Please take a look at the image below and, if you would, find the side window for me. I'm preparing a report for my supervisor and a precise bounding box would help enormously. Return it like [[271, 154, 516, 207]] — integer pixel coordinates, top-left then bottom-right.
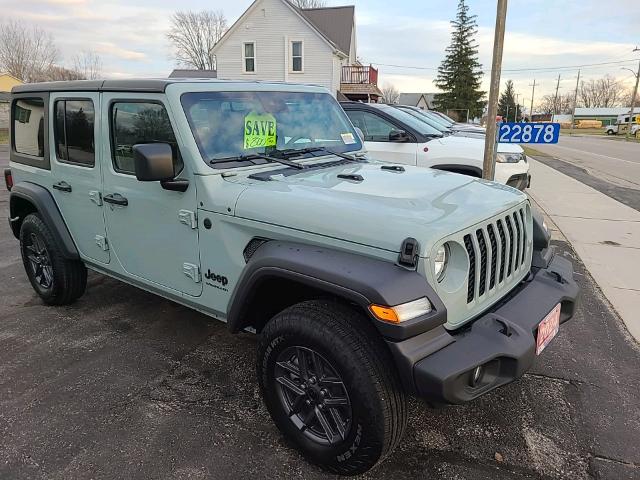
[[350, 110, 399, 142], [13, 98, 45, 157], [110, 101, 183, 175], [54, 99, 95, 167]]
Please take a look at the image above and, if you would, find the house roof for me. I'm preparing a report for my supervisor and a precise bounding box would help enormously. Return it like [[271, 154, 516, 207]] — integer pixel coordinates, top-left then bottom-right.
[[398, 92, 436, 108], [169, 69, 217, 78], [214, 0, 352, 58], [574, 107, 634, 117], [296, 5, 354, 56]]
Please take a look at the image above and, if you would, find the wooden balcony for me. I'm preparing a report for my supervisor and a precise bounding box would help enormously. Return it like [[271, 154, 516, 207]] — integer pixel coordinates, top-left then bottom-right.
[[341, 65, 378, 85], [340, 65, 382, 102]]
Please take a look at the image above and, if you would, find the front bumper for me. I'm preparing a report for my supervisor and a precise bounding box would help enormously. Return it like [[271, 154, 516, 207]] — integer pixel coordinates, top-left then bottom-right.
[[386, 249, 579, 404], [494, 160, 530, 190]]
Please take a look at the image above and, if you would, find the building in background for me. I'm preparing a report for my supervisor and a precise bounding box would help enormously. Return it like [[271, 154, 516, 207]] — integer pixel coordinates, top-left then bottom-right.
[[398, 93, 435, 109], [0, 73, 23, 132], [212, 0, 381, 102]]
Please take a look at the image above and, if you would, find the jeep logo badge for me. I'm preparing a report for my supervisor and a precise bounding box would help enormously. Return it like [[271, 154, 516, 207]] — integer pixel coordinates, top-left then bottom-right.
[[205, 269, 228, 287]]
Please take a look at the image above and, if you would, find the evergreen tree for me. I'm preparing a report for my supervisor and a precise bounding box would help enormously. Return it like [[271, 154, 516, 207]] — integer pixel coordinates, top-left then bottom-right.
[[498, 80, 522, 121], [433, 0, 485, 120]]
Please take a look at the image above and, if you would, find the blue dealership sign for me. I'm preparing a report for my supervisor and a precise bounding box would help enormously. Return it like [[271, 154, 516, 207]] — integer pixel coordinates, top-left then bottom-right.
[[498, 122, 560, 144]]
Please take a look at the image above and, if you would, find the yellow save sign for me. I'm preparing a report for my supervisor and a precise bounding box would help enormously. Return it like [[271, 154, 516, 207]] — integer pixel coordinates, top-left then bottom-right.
[[244, 112, 277, 149]]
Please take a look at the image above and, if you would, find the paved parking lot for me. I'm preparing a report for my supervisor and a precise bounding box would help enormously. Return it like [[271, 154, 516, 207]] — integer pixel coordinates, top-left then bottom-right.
[[1, 145, 639, 479]]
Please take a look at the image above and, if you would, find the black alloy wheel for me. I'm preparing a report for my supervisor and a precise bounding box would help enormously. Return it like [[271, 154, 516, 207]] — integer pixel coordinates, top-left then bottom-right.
[[274, 346, 352, 445], [25, 231, 54, 292]]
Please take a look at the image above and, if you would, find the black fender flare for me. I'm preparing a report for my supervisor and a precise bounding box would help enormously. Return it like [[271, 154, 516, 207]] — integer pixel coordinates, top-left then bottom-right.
[[431, 164, 483, 178], [226, 241, 446, 340], [9, 181, 79, 260]]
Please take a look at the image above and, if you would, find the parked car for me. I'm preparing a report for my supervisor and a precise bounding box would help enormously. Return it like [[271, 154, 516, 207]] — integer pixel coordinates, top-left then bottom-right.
[[395, 104, 486, 139], [341, 102, 531, 190], [6, 79, 577, 475]]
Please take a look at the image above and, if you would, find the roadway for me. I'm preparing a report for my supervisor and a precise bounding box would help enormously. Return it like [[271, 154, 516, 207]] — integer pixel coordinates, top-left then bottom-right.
[[532, 135, 640, 211]]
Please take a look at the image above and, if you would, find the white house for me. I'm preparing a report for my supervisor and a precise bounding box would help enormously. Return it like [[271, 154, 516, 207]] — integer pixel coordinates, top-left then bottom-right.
[[213, 0, 382, 101]]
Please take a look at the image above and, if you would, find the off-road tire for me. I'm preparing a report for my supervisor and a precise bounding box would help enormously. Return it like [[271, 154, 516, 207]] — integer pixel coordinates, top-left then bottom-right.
[[257, 300, 408, 475], [20, 213, 87, 305]]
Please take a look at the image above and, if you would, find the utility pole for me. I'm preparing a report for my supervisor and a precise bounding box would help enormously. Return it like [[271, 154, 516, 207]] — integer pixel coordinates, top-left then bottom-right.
[[552, 74, 561, 122], [529, 79, 537, 122], [625, 47, 640, 141], [482, 0, 508, 181], [569, 69, 580, 136], [506, 104, 509, 122], [515, 93, 520, 122]]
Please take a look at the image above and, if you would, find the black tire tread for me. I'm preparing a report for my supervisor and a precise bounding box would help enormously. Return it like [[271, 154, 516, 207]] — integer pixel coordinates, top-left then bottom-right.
[[259, 299, 408, 475], [20, 213, 87, 305]]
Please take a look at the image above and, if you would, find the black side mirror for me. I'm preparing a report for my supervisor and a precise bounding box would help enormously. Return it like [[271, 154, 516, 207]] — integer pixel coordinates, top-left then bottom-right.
[[389, 129, 410, 142], [133, 143, 175, 182]]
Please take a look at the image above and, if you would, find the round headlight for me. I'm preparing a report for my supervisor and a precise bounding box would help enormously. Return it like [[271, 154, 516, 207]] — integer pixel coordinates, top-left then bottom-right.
[[434, 244, 449, 282]]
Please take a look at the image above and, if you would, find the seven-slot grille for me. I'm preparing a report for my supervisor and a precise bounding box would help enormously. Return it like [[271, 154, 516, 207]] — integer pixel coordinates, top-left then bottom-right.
[[463, 207, 529, 303]]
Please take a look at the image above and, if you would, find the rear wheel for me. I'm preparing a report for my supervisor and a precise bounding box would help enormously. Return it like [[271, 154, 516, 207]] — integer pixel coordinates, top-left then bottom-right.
[[257, 300, 407, 475], [20, 213, 87, 305]]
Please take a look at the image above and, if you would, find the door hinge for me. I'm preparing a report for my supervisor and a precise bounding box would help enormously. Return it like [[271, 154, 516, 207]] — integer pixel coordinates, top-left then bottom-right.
[[183, 263, 201, 283], [89, 190, 103, 206], [95, 235, 109, 251], [178, 209, 197, 229]]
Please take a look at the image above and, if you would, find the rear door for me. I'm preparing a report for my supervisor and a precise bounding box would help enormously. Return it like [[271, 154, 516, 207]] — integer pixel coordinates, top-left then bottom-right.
[[49, 92, 109, 264], [100, 93, 202, 297], [344, 109, 417, 165]]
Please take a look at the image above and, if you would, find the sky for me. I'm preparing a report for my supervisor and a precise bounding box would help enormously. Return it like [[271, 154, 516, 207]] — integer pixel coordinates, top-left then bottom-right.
[[2, 0, 639, 104]]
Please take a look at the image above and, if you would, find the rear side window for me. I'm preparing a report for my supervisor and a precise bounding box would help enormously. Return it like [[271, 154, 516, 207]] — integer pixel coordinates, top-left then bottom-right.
[[54, 99, 95, 167], [110, 101, 182, 175], [13, 98, 45, 157], [346, 110, 398, 142]]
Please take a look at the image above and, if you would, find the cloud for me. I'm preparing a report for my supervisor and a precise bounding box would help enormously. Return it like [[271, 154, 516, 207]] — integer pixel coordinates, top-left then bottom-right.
[[94, 42, 147, 61]]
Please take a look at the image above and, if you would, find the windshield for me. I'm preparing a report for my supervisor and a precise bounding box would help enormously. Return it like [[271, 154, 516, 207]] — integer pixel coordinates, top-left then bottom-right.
[[435, 111, 457, 124], [382, 107, 443, 137], [398, 108, 451, 134], [181, 91, 363, 165]]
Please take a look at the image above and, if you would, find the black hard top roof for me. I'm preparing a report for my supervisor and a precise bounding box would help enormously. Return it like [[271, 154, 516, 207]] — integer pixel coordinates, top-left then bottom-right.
[[11, 78, 222, 94]]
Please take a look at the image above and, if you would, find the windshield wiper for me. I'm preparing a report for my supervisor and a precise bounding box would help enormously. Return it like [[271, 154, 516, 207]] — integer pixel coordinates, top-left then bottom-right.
[[211, 153, 305, 169], [273, 146, 362, 163]]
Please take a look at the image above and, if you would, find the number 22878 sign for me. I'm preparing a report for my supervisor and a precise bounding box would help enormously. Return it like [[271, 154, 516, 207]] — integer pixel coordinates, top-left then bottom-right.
[[498, 122, 559, 144]]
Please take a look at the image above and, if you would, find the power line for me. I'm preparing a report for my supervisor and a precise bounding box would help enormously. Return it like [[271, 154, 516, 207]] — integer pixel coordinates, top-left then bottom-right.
[[370, 58, 640, 73]]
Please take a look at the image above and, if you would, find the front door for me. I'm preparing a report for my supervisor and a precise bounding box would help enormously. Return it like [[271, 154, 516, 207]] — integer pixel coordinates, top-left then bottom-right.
[[49, 92, 109, 264], [100, 93, 202, 297], [345, 109, 417, 165]]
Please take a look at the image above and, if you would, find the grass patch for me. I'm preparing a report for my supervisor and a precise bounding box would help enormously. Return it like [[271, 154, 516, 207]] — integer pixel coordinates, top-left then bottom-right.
[[0, 130, 8, 145], [522, 145, 551, 158]]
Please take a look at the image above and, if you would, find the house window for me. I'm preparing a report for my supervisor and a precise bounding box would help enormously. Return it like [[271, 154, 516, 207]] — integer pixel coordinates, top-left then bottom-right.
[[291, 41, 303, 72], [243, 42, 255, 73]]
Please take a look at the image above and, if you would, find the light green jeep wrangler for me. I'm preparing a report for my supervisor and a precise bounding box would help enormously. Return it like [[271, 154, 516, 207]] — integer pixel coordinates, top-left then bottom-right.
[[6, 79, 579, 475]]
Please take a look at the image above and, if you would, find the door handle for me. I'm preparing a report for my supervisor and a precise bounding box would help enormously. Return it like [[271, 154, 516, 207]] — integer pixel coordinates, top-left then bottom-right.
[[103, 193, 128, 207], [52, 181, 72, 193]]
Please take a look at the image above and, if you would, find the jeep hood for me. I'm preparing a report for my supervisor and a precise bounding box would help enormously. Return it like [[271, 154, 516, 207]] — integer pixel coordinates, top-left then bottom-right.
[[232, 162, 527, 256]]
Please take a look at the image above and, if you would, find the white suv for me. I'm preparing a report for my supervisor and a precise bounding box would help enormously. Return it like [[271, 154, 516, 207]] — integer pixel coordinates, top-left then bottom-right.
[[342, 102, 530, 190]]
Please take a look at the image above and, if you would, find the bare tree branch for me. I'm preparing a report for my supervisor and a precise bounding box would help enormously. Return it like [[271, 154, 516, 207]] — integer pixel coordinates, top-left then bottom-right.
[[167, 10, 228, 70], [72, 51, 103, 80], [290, 0, 327, 8], [381, 84, 400, 104], [0, 20, 59, 82], [578, 75, 627, 108]]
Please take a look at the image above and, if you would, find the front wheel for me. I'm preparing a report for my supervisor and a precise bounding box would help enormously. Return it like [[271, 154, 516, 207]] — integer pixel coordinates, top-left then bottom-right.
[[257, 300, 407, 475]]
